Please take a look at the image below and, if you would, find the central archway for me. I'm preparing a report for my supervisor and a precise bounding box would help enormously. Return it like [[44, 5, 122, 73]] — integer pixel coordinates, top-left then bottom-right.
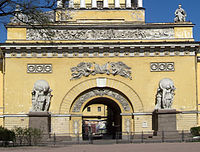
[[69, 87, 134, 140], [59, 78, 143, 138], [82, 97, 122, 139]]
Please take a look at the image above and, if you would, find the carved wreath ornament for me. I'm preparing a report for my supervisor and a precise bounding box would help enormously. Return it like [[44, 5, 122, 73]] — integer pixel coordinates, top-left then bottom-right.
[[70, 62, 132, 80], [73, 88, 131, 112]]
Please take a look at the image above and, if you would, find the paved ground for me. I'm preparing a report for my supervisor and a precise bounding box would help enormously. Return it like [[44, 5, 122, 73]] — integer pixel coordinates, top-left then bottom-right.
[[0, 143, 200, 152]]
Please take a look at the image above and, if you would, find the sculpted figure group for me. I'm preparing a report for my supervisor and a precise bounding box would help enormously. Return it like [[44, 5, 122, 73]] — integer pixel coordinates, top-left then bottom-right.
[[155, 78, 176, 110], [31, 80, 52, 112], [71, 62, 132, 80]]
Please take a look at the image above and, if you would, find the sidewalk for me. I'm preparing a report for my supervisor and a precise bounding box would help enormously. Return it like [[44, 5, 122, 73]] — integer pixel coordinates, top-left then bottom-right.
[[0, 143, 200, 152]]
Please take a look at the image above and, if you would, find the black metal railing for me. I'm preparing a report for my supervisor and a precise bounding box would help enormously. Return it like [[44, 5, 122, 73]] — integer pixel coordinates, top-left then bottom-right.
[[2, 130, 200, 147]]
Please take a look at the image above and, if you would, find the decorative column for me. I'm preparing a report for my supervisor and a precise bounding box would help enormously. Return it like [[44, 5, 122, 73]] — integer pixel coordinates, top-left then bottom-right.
[[92, 0, 97, 8], [103, 0, 109, 8], [57, 0, 63, 8], [69, 0, 74, 8], [80, 0, 86, 8], [126, 0, 131, 8], [138, 0, 143, 8], [115, 0, 120, 8]]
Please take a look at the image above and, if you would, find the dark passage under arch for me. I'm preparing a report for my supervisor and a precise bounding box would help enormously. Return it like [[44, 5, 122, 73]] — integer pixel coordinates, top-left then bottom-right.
[[82, 97, 122, 140]]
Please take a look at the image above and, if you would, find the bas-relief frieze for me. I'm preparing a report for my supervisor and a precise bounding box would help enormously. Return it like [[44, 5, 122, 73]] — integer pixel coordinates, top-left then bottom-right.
[[26, 28, 174, 40], [71, 62, 132, 80], [72, 88, 131, 112]]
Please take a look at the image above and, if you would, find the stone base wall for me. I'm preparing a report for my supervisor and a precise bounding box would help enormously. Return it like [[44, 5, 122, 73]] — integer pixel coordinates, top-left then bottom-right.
[[134, 115, 152, 132], [2, 113, 198, 134], [177, 113, 197, 130], [51, 117, 70, 135], [4, 117, 29, 130]]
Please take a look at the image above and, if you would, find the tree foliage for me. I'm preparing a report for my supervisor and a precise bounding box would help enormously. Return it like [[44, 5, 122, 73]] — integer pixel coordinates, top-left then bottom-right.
[[0, 0, 57, 25]]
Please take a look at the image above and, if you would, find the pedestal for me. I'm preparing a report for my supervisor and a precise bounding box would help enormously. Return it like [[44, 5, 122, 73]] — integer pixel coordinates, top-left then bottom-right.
[[152, 109, 180, 136], [28, 112, 51, 135]]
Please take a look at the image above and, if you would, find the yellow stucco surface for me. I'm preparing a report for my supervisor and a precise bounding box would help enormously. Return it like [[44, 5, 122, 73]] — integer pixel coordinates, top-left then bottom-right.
[[3, 55, 198, 130], [7, 28, 26, 40], [197, 61, 200, 126], [83, 104, 107, 117], [174, 27, 193, 39], [3, 4, 199, 134], [55, 9, 145, 22], [0, 59, 3, 126]]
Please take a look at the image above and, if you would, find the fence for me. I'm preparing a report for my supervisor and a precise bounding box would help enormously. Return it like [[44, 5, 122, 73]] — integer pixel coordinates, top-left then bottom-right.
[[9, 130, 199, 146], [1, 130, 199, 147]]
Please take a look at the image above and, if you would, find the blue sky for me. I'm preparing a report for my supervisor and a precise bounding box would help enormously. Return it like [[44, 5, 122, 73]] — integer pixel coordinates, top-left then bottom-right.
[[0, 0, 200, 42]]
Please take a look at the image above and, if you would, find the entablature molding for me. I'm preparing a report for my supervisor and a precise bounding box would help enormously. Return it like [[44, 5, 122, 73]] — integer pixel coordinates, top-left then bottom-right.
[[1, 42, 199, 51], [6, 22, 195, 29], [1, 43, 198, 58]]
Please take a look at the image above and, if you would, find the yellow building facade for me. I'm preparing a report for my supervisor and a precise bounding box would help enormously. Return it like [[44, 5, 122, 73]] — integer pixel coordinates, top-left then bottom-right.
[[0, 0, 200, 139]]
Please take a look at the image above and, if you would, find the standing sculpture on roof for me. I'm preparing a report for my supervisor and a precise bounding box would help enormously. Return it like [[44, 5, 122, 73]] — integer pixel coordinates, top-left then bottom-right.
[[174, 4, 186, 22]]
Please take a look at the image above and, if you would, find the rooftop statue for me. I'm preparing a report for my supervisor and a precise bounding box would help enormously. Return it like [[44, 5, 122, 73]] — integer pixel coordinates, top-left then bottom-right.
[[174, 4, 186, 22]]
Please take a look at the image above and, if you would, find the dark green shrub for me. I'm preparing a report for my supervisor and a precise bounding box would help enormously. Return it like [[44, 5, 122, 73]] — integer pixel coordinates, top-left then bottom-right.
[[14, 127, 43, 146], [190, 126, 200, 136], [0, 126, 15, 142], [0, 126, 15, 147]]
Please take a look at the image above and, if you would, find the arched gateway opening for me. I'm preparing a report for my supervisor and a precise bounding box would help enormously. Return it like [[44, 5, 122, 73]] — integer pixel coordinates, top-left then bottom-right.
[[69, 87, 134, 140], [82, 97, 122, 140], [59, 78, 144, 140]]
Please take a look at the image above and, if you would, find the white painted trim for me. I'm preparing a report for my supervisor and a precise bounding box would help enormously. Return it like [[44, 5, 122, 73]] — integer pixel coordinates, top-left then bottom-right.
[[51, 114, 71, 117], [70, 114, 83, 117], [1, 43, 198, 49], [120, 113, 132, 116], [115, 0, 120, 8], [103, 0, 109, 8], [3, 114, 28, 117], [92, 0, 97, 8], [1, 114, 73, 117], [138, 0, 143, 8], [181, 111, 199, 114], [80, 0, 86, 8], [121, 113, 152, 116], [126, 0, 131, 8]]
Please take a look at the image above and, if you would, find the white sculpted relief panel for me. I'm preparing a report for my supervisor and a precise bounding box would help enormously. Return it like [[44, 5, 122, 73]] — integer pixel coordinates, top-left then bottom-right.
[[27, 28, 174, 40], [73, 88, 131, 112], [71, 62, 132, 80]]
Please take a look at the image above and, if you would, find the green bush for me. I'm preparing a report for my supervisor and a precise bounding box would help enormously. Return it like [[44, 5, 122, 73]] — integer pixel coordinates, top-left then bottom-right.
[[190, 126, 200, 136], [0, 126, 15, 142], [14, 127, 43, 146]]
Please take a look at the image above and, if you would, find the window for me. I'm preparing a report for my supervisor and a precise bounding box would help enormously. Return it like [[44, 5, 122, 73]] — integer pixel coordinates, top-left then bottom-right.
[[97, 1, 103, 8], [87, 107, 91, 112], [98, 107, 101, 112]]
